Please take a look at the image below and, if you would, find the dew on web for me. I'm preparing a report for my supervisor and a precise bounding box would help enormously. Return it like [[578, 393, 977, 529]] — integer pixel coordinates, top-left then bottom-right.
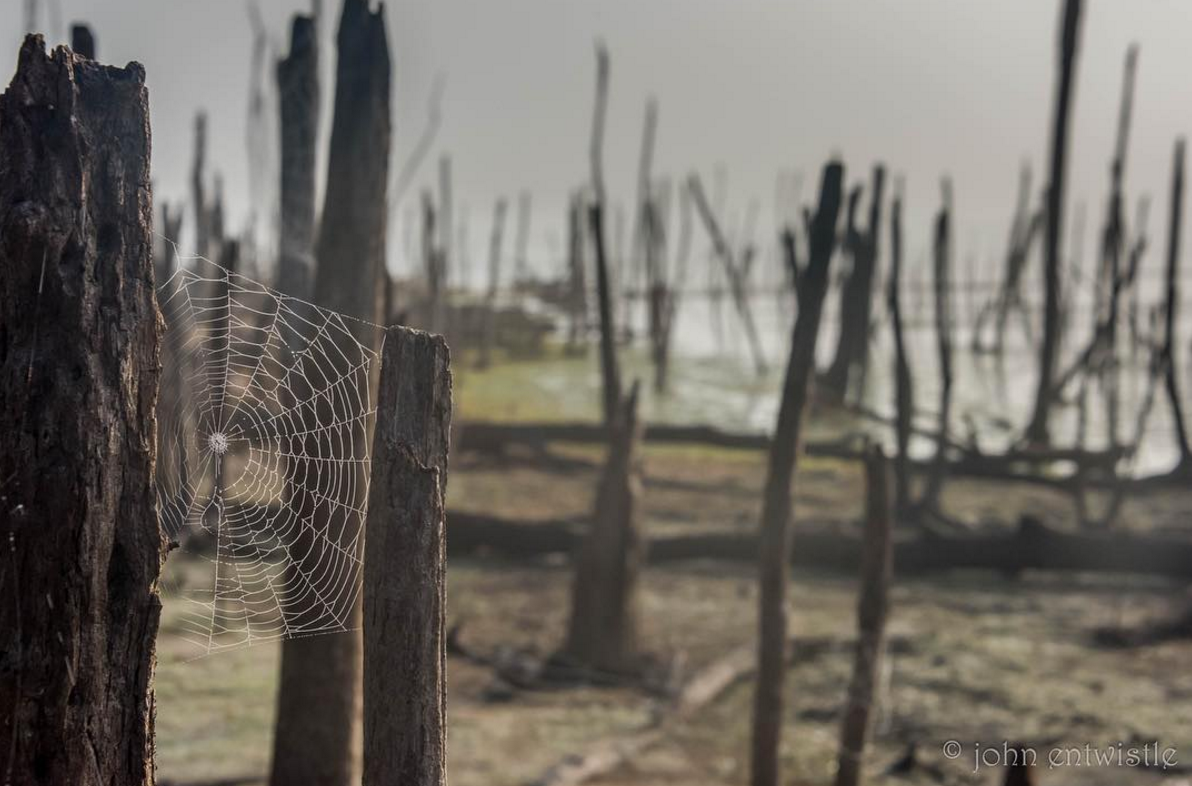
[[155, 252, 380, 657]]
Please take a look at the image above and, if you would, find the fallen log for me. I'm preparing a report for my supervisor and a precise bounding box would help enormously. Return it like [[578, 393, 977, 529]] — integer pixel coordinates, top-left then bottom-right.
[[446, 512, 1192, 580], [457, 419, 1120, 490]]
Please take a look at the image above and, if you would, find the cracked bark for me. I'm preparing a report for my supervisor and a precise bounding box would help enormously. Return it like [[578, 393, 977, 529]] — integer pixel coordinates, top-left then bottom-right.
[[363, 327, 452, 786], [0, 35, 162, 786]]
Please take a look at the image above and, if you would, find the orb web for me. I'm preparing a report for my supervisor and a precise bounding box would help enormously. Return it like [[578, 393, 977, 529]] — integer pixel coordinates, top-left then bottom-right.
[[156, 253, 379, 656]]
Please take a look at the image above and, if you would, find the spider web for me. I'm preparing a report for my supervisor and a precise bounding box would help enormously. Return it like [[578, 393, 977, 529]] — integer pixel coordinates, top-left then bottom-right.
[[156, 253, 379, 656]]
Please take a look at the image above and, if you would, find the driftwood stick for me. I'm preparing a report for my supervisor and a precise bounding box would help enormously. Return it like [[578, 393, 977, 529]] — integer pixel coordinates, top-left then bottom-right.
[[752, 161, 843, 786], [834, 446, 894, 786], [363, 327, 452, 786]]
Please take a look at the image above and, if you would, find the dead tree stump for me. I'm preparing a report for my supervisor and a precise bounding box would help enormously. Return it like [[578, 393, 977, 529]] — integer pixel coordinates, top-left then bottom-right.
[[270, 2, 390, 785], [0, 36, 162, 786], [834, 446, 894, 786], [363, 327, 452, 786], [752, 160, 844, 786], [561, 382, 646, 673], [275, 13, 320, 298]]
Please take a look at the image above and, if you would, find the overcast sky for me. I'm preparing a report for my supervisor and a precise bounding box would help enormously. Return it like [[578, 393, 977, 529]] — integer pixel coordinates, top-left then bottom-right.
[[6, 0, 1192, 278]]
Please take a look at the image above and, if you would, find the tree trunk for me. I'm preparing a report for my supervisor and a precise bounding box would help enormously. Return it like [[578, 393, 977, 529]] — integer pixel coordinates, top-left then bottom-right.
[[363, 327, 452, 786], [0, 36, 162, 786], [825, 166, 885, 402], [751, 160, 844, 786], [191, 110, 211, 259], [562, 382, 645, 672], [269, 3, 390, 785], [1026, 0, 1083, 445], [1162, 138, 1190, 467], [834, 446, 894, 786], [479, 197, 507, 368], [591, 200, 623, 423], [514, 190, 533, 283], [887, 191, 914, 515], [589, 44, 622, 424], [567, 191, 589, 348], [923, 182, 953, 510], [276, 13, 320, 298]]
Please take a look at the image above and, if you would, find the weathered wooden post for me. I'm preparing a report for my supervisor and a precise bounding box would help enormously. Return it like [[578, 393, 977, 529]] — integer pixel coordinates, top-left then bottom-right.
[[0, 36, 163, 786], [752, 160, 844, 786], [363, 327, 452, 786], [834, 446, 894, 786], [270, 1, 390, 785], [1026, 0, 1083, 446], [275, 13, 320, 298]]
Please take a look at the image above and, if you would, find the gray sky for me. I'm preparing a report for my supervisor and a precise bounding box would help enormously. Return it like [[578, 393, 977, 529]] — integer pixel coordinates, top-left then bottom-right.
[[6, 0, 1192, 278]]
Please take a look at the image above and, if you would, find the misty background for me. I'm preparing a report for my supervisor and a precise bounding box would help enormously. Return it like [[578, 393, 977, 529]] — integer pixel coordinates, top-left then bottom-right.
[[6, 0, 1192, 282]]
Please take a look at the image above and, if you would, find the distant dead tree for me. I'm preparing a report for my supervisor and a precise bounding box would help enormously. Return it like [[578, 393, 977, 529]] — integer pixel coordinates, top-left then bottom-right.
[[269, 2, 391, 785], [1026, 0, 1083, 446], [648, 180, 692, 393], [887, 183, 914, 515], [422, 189, 443, 332], [1, 36, 162, 785], [824, 165, 886, 403], [689, 172, 769, 377], [1162, 138, 1191, 470], [559, 381, 646, 673], [439, 154, 453, 289], [513, 190, 533, 284], [752, 160, 844, 786], [191, 110, 212, 259], [589, 41, 622, 425], [479, 197, 508, 368], [276, 13, 320, 298], [631, 97, 659, 332], [834, 446, 894, 786], [922, 180, 954, 511], [1053, 45, 1145, 450], [70, 22, 94, 58], [362, 327, 452, 786], [973, 163, 1041, 355], [566, 190, 589, 349]]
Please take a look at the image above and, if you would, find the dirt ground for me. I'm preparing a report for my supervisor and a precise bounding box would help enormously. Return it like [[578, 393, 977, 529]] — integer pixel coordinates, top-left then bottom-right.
[[154, 415, 1192, 786]]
